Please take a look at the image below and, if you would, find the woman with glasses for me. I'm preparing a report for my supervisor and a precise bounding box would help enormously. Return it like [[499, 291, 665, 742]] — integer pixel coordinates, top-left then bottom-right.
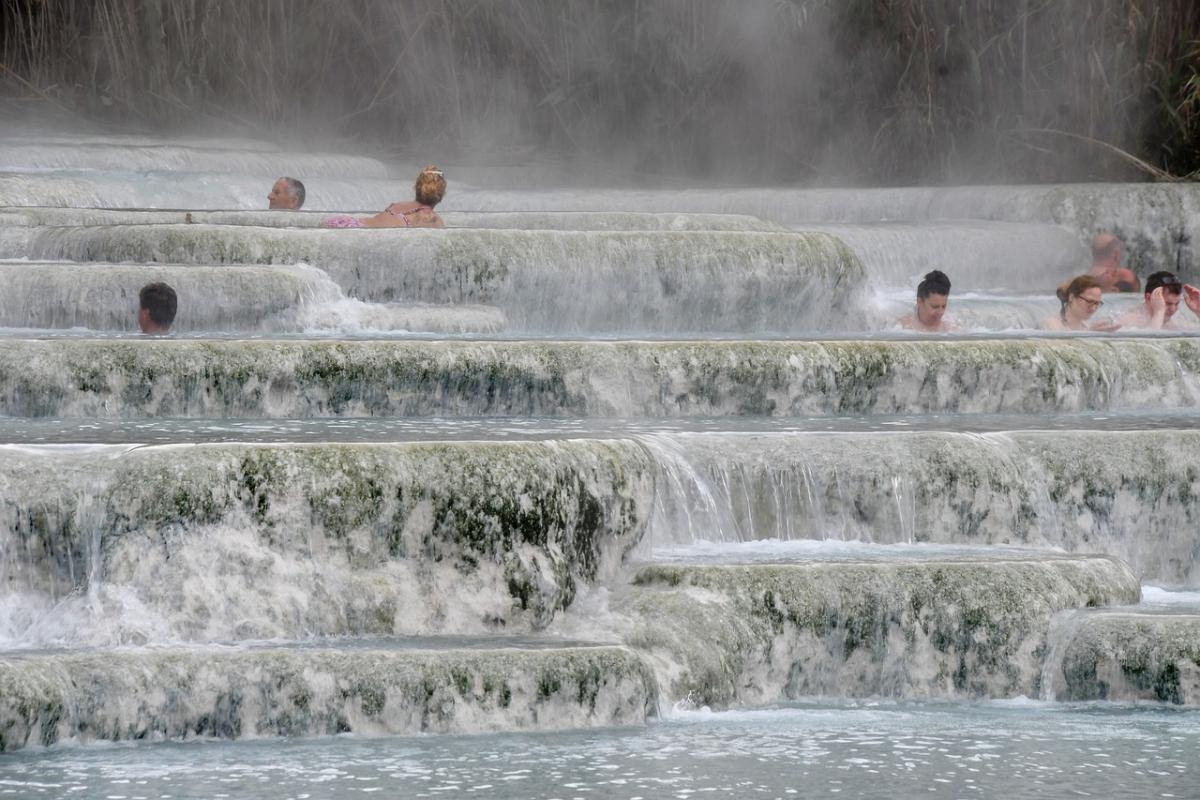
[[1040, 274, 1119, 331]]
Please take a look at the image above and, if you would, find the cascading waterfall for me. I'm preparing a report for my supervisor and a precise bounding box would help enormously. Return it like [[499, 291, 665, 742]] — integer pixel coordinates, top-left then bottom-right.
[[447, 184, 1200, 282], [0, 337, 1197, 418], [0, 261, 506, 334], [0, 126, 1198, 800], [0, 225, 866, 334], [793, 221, 1088, 291], [638, 430, 1200, 585], [0, 440, 656, 647]]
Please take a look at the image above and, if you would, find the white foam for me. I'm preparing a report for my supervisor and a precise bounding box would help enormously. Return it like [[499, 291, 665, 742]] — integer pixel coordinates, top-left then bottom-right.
[[1139, 586, 1200, 609], [647, 537, 1066, 564]]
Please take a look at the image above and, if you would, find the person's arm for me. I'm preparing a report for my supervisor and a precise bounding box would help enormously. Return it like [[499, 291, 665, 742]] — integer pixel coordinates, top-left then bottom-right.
[[320, 214, 364, 229], [1184, 284, 1200, 319], [1147, 287, 1168, 329]]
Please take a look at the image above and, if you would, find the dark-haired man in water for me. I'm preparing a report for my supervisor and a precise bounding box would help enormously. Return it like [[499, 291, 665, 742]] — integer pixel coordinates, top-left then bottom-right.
[[898, 270, 959, 332], [138, 282, 178, 334], [1114, 270, 1200, 330], [268, 177, 305, 210]]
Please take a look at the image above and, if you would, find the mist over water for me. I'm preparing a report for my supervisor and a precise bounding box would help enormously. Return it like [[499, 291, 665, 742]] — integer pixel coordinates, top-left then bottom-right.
[[1, 3, 1200, 797], [3, 1, 1197, 183]]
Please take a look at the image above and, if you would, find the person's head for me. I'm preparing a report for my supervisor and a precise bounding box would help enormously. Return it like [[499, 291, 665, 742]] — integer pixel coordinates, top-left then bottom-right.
[[138, 282, 178, 334], [414, 165, 446, 207], [1091, 233, 1122, 271], [268, 177, 305, 209], [1055, 274, 1103, 322], [1145, 270, 1183, 319], [915, 270, 951, 327]]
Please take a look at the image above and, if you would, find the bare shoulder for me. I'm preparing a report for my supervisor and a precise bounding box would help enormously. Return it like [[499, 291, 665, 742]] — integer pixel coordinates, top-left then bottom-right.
[[1039, 315, 1064, 332]]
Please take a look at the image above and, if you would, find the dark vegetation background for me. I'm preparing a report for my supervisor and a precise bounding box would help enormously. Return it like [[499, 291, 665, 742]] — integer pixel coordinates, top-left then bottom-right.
[[2, 0, 1198, 184]]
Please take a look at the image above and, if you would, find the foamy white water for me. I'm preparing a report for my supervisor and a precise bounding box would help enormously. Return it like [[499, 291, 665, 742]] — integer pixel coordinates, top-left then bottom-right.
[[0, 125, 1198, 799]]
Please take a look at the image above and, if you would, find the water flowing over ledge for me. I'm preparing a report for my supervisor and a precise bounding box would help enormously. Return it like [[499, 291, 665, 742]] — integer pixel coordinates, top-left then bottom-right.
[[0, 645, 656, 750], [3, 433, 1195, 656], [0, 337, 1196, 418], [0, 226, 865, 334], [2, 180, 1190, 280], [618, 556, 1138, 707], [451, 183, 1200, 281], [642, 430, 1200, 586], [0, 441, 654, 647], [0, 262, 506, 334], [0, 123, 1197, 763], [0, 207, 789, 232], [1055, 612, 1200, 704], [799, 222, 1086, 291]]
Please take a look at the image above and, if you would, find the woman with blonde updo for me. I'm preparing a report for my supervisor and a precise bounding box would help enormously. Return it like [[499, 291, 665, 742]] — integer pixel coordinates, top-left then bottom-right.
[[1040, 274, 1120, 331], [321, 165, 447, 229]]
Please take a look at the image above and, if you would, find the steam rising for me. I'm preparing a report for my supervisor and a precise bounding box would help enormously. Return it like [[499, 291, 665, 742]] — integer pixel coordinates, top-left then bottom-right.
[[2, 0, 1197, 183]]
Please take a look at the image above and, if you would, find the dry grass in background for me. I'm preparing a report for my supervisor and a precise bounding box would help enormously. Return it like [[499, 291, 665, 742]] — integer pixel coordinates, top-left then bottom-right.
[[1, 0, 1197, 184]]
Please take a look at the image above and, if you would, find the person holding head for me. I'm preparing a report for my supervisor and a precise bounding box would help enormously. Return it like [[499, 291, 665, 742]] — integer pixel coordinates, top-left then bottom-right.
[[1090, 233, 1140, 293], [1040, 275, 1118, 331], [268, 177, 305, 210], [138, 282, 178, 334], [1114, 270, 1200, 330], [898, 270, 958, 332], [321, 165, 446, 229]]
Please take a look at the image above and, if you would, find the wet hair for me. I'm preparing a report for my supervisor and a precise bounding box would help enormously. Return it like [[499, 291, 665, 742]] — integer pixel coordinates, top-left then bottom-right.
[[1145, 270, 1182, 296], [1055, 274, 1101, 308], [916, 270, 951, 300], [1091, 233, 1120, 262], [139, 282, 178, 328], [282, 177, 305, 208], [414, 165, 447, 207]]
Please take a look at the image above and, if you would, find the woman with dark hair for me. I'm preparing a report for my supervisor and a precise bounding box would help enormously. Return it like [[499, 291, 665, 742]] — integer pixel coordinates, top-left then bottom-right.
[[322, 166, 447, 229], [898, 270, 958, 332], [1040, 274, 1118, 331]]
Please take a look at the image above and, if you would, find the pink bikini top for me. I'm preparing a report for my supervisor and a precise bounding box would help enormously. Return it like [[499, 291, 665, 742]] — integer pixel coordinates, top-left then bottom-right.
[[385, 203, 434, 227]]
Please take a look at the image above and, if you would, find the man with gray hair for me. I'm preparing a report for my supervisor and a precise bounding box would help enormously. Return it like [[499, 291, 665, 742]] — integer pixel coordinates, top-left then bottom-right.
[[268, 177, 305, 210]]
